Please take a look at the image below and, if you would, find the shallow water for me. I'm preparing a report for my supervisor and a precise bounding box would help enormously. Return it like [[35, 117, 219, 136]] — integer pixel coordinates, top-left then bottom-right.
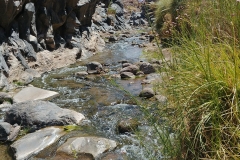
[[1, 36, 162, 160]]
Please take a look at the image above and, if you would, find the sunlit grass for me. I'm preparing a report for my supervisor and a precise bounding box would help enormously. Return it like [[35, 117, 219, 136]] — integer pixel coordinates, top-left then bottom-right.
[[149, 0, 240, 159]]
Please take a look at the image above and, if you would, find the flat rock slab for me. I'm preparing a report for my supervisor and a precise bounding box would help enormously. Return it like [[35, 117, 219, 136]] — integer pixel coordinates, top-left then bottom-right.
[[57, 137, 117, 158], [13, 87, 59, 103], [5, 100, 85, 128], [11, 127, 64, 160]]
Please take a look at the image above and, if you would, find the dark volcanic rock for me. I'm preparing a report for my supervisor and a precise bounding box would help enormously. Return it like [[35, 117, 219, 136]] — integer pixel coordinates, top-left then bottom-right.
[[0, 0, 111, 83], [139, 62, 156, 74], [5, 100, 85, 129]]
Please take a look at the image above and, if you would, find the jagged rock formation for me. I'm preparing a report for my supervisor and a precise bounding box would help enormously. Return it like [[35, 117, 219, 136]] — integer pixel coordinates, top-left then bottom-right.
[[0, 0, 127, 89]]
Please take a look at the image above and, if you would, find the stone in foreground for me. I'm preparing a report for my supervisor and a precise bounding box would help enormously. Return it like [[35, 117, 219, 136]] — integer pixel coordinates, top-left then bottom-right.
[[120, 65, 139, 75], [120, 72, 136, 79], [5, 100, 85, 128], [117, 118, 139, 133], [57, 137, 117, 158], [13, 86, 59, 103], [139, 62, 156, 74], [0, 122, 20, 141], [139, 88, 155, 98], [86, 61, 103, 74], [11, 127, 64, 160]]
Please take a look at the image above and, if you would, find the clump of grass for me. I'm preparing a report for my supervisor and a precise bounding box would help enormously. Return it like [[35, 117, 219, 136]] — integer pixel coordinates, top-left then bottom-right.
[[155, 0, 183, 39], [151, 0, 240, 159], [107, 7, 116, 15]]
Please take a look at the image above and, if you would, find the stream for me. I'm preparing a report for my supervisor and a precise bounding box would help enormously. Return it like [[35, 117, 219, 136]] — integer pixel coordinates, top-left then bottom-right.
[[1, 35, 163, 160]]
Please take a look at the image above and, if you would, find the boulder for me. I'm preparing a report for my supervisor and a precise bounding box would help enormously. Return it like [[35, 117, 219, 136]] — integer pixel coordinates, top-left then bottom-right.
[[122, 63, 132, 68], [117, 118, 139, 133], [108, 35, 118, 42], [13, 86, 59, 103], [11, 127, 64, 160], [100, 152, 127, 160], [0, 92, 12, 104], [75, 71, 88, 78], [139, 62, 156, 74], [57, 137, 117, 158], [0, 72, 9, 90], [136, 71, 144, 77], [54, 152, 94, 160], [0, 122, 20, 141], [139, 88, 155, 98], [120, 72, 135, 79], [86, 61, 103, 74], [5, 100, 85, 129], [120, 65, 139, 75]]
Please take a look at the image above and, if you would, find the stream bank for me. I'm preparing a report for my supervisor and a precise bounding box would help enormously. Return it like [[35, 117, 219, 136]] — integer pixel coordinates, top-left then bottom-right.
[[0, 0, 168, 159], [0, 29, 167, 160]]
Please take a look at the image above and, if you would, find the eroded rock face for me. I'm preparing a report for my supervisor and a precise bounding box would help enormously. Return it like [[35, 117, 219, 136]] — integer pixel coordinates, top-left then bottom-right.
[[11, 127, 64, 160], [5, 100, 85, 129], [0, 0, 126, 85], [56, 137, 117, 158]]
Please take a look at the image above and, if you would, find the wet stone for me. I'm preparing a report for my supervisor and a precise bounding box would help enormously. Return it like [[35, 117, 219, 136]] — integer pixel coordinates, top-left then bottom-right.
[[100, 152, 127, 160], [54, 152, 94, 160], [120, 65, 139, 75], [108, 35, 118, 42], [13, 86, 59, 103], [86, 61, 103, 74], [122, 63, 132, 68], [117, 118, 139, 133], [139, 62, 156, 74], [56, 137, 117, 158], [0, 92, 12, 104], [120, 72, 135, 79], [11, 127, 64, 160], [0, 122, 20, 141], [139, 88, 155, 98], [5, 100, 85, 129], [75, 71, 88, 78]]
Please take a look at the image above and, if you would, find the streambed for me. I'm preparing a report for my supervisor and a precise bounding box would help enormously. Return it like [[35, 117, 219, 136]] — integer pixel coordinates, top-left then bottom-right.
[[1, 36, 163, 160]]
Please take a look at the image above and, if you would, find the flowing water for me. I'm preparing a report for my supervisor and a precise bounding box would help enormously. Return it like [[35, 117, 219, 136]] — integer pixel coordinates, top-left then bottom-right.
[[1, 36, 163, 160]]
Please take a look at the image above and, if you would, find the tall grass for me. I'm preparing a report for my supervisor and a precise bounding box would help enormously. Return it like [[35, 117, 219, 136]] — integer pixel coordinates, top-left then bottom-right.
[[152, 0, 240, 159]]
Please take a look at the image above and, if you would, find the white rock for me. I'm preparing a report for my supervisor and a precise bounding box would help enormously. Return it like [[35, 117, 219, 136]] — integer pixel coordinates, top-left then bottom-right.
[[57, 137, 117, 158], [13, 87, 59, 103], [11, 127, 64, 160]]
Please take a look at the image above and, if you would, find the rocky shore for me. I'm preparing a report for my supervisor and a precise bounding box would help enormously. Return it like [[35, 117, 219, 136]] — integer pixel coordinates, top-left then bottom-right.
[[0, 0, 136, 90], [0, 0, 165, 159]]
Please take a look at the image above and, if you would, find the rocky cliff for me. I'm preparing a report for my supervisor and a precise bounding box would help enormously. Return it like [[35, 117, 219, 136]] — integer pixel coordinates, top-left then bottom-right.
[[0, 0, 127, 89]]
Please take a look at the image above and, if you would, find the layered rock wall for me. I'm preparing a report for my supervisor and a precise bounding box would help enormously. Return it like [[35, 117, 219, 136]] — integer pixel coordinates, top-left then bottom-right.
[[0, 0, 126, 89]]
